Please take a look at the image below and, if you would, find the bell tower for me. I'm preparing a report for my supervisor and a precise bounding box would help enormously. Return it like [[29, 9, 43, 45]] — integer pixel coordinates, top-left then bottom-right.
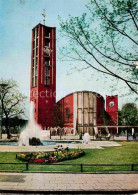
[[106, 95, 118, 133], [30, 23, 56, 129]]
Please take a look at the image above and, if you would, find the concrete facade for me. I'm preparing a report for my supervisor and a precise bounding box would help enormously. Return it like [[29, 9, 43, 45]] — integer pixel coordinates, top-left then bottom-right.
[[58, 91, 107, 135]]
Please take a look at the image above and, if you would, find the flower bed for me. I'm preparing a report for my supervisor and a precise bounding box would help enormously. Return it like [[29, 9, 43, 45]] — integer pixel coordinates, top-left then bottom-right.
[[17, 150, 85, 164]]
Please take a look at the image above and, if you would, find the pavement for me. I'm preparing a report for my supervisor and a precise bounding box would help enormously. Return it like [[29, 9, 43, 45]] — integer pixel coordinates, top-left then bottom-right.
[[0, 141, 121, 152], [0, 172, 137, 193]]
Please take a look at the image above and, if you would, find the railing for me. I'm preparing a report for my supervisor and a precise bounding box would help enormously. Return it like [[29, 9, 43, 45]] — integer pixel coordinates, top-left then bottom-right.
[[0, 163, 138, 172]]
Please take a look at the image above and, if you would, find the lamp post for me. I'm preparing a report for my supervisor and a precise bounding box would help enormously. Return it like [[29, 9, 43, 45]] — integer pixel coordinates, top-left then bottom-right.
[[0, 83, 8, 139]]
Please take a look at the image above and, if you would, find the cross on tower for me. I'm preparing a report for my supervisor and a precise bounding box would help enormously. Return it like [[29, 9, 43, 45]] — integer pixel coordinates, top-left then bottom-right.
[[42, 9, 46, 25]]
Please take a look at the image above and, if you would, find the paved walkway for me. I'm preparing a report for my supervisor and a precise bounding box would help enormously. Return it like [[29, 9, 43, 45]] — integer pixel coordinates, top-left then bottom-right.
[[0, 172, 137, 192], [0, 141, 121, 152]]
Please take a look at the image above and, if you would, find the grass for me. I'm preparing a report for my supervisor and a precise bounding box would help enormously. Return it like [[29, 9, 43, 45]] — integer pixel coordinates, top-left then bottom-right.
[[0, 141, 138, 172]]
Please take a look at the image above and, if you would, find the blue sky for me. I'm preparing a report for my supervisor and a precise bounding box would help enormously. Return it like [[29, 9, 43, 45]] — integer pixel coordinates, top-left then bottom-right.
[[0, 0, 137, 118]]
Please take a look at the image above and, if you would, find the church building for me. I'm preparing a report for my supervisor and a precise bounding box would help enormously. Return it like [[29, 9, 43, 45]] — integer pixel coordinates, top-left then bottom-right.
[[30, 23, 118, 135]]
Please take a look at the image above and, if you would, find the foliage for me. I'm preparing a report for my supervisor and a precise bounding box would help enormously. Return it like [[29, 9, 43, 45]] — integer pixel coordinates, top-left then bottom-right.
[[51, 102, 73, 127], [118, 103, 138, 125], [0, 79, 27, 138], [17, 150, 85, 164], [51, 103, 64, 127], [29, 137, 43, 146], [59, 0, 138, 94], [2, 118, 28, 128], [104, 111, 110, 125]]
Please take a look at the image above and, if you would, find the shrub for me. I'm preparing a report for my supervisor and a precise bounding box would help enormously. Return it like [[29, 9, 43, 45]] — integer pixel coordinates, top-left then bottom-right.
[[17, 150, 85, 164]]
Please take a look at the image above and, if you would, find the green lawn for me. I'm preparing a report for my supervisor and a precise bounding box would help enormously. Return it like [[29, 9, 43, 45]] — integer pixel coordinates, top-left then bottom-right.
[[0, 141, 138, 172]]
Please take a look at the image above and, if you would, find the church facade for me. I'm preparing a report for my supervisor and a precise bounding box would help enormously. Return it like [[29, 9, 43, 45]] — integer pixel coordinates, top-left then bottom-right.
[[58, 91, 118, 135]]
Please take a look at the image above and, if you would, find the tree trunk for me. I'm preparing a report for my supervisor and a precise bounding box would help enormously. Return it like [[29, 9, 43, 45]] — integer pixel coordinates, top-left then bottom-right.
[[5, 117, 10, 139]]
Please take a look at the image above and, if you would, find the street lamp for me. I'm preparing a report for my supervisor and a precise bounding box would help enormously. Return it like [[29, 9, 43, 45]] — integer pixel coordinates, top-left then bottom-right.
[[0, 83, 8, 139]]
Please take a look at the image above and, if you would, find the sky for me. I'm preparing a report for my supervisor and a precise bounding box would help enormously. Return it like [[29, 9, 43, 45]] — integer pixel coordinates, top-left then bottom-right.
[[0, 0, 137, 118]]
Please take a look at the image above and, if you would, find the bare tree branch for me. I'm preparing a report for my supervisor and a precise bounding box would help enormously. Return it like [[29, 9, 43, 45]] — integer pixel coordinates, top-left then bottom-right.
[[72, 29, 138, 85], [77, 20, 136, 67], [93, 0, 138, 45], [129, 9, 138, 30], [110, 34, 138, 62], [59, 0, 138, 94]]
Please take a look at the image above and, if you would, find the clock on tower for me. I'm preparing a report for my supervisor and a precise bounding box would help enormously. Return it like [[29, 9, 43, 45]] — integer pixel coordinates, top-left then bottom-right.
[[106, 95, 118, 133], [109, 101, 115, 107]]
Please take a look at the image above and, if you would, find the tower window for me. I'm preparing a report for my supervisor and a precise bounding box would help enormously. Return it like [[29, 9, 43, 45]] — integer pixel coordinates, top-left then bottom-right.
[[35, 66, 37, 76], [45, 77, 50, 86], [33, 40, 35, 48], [45, 118, 48, 122], [36, 57, 38, 65], [45, 66, 50, 76], [46, 108, 48, 112], [32, 67, 34, 75], [33, 29, 35, 39], [45, 39, 50, 47], [33, 49, 35, 58], [36, 38, 38, 47], [45, 59, 50, 66], [36, 48, 38, 56], [35, 76, 37, 86], [36, 27, 38, 37], [32, 77, 34, 87], [45, 30, 50, 37], [33, 59, 35, 67], [44, 64, 50, 86], [66, 108, 70, 119]]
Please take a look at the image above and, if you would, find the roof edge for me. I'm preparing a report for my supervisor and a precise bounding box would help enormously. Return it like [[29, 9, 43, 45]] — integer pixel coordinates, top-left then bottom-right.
[[32, 23, 56, 30], [57, 90, 105, 103]]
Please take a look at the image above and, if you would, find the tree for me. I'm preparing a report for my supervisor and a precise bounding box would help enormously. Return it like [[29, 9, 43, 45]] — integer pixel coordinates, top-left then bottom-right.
[[51, 102, 73, 128], [0, 79, 27, 138], [59, 0, 138, 94], [2, 117, 28, 134], [51, 103, 65, 127], [119, 103, 138, 126]]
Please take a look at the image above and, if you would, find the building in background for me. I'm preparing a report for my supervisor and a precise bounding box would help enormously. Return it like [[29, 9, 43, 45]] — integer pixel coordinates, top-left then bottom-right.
[[30, 23, 56, 128]]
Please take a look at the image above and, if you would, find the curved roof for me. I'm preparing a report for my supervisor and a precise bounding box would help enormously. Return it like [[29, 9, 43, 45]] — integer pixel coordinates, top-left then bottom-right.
[[57, 90, 105, 103]]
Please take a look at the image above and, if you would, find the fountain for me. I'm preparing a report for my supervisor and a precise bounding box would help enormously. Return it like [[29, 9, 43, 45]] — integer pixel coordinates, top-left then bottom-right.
[[83, 133, 90, 144], [18, 101, 50, 146]]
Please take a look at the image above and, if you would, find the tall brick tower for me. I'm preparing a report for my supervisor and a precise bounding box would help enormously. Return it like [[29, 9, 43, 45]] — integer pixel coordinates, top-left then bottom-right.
[[106, 95, 118, 133], [30, 23, 56, 129]]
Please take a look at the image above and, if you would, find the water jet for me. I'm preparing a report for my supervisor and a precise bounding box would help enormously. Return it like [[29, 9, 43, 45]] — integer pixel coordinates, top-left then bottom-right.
[[18, 101, 49, 146]]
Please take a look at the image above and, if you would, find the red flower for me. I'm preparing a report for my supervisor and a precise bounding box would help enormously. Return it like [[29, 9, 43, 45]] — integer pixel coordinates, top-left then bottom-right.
[[33, 158, 44, 163]]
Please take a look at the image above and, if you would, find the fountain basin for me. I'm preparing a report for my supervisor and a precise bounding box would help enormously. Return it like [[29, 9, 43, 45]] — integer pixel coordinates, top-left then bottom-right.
[[0, 140, 82, 146]]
